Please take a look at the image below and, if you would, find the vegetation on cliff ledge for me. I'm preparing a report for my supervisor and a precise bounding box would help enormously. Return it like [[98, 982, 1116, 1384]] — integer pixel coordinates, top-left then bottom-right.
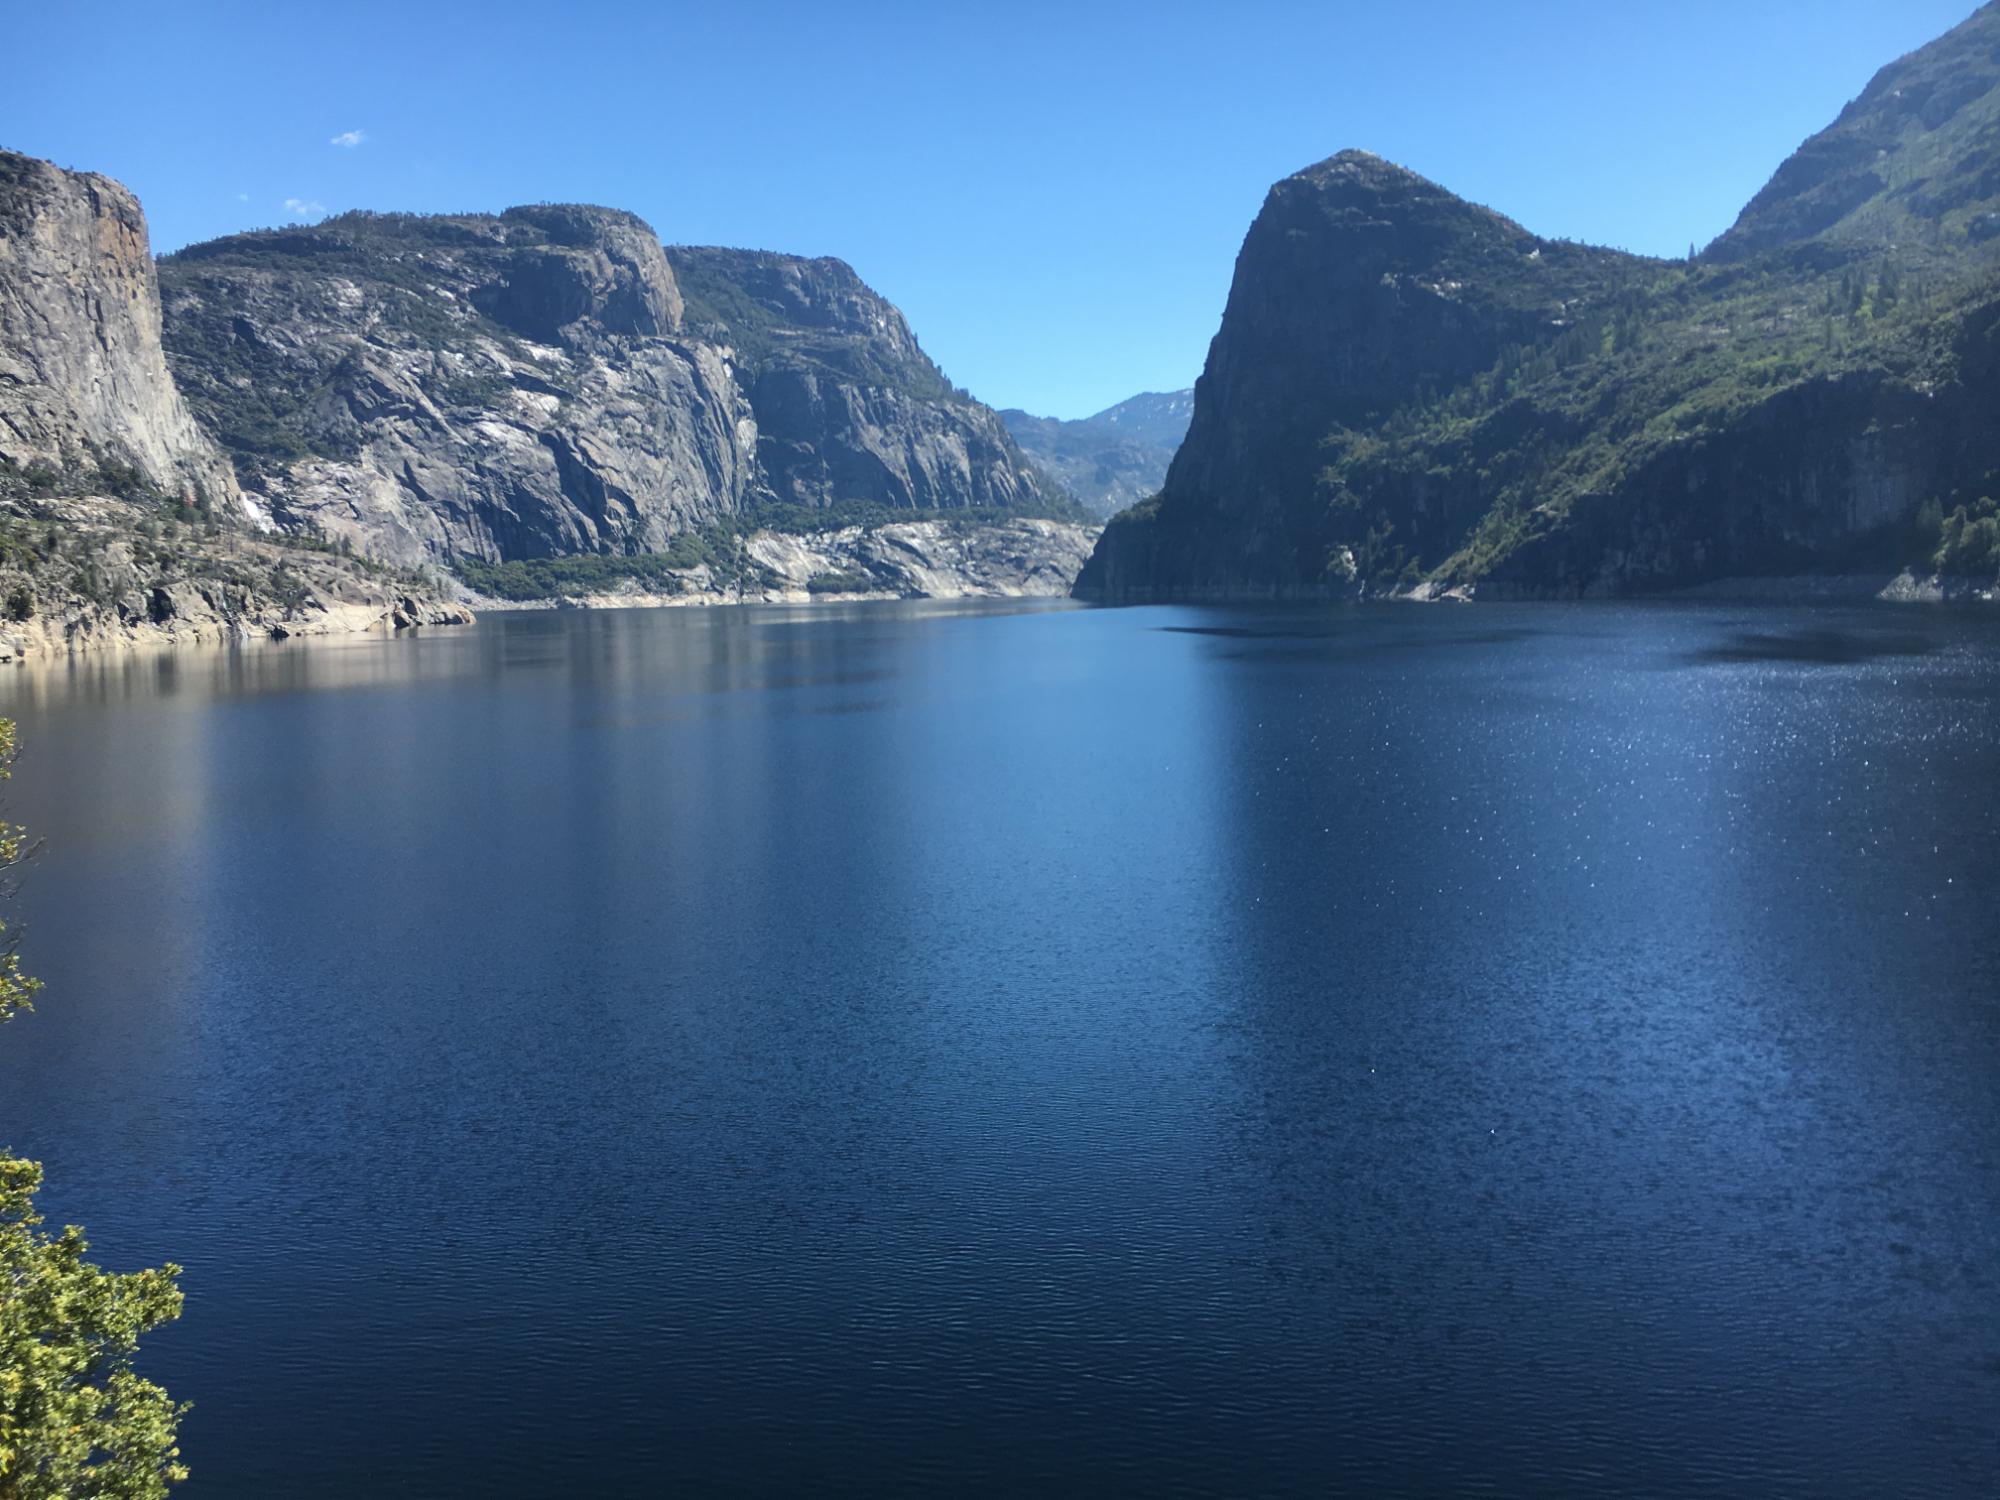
[[1324, 258, 2000, 590]]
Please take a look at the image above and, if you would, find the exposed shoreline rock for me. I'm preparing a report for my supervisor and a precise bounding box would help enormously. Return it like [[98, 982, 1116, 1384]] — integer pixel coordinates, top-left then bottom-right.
[[1665, 570, 1997, 605], [1394, 568, 1995, 605], [1275, 570, 1997, 607], [463, 518, 1099, 609], [0, 493, 471, 661]]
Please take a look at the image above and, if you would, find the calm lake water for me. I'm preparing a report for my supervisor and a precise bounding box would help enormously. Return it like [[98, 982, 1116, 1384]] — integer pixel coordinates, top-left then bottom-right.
[[0, 600, 1996, 1497]]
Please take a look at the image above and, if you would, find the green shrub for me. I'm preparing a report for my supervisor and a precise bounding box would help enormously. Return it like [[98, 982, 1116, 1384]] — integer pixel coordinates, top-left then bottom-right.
[[454, 553, 697, 601], [805, 569, 878, 594], [1936, 497, 2000, 575]]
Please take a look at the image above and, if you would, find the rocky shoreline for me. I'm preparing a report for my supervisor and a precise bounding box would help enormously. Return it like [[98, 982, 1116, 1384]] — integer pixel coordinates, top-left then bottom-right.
[[466, 518, 1100, 611], [0, 494, 472, 661], [1438, 570, 1999, 606], [1079, 567, 1999, 608], [0, 512, 1099, 659]]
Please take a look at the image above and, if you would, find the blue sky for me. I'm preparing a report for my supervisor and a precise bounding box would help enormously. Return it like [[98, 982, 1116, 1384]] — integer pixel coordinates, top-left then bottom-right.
[[2, 1, 1981, 417]]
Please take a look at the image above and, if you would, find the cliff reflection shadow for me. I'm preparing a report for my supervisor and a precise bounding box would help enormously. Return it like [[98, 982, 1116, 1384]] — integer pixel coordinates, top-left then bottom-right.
[[1688, 627, 1939, 666], [1159, 611, 1538, 670], [0, 598, 1067, 718], [1191, 602, 2000, 1492]]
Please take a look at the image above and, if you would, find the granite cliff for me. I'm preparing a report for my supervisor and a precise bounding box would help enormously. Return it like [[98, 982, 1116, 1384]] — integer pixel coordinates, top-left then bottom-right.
[[156, 215, 1070, 578], [0, 149, 471, 654], [671, 247, 1049, 516], [158, 206, 759, 567], [0, 151, 237, 508], [1078, 4, 2000, 602], [0, 145, 1092, 636]]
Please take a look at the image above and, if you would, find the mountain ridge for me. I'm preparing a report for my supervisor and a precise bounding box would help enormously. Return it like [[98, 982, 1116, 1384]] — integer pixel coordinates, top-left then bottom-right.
[[1708, 2, 2000, 263], [1077, 5, 2000, 603], [154, 204, 1070, 572]]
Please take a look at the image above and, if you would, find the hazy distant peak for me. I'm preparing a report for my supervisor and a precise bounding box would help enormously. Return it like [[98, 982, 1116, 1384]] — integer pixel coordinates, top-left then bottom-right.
[[1000, 388, 1194, 518], [1087, 389, 1195, 434]]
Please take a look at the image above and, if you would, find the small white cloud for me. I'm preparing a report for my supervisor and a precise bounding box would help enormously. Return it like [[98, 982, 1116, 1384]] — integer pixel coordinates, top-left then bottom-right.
[[235, 191, 250, 202], [284, 197, 327, 220], [330, 129, 366, 149]]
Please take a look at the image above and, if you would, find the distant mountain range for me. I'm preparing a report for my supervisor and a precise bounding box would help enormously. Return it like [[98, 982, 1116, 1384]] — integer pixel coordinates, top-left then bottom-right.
[[1078, 2, 2000, 601], [1001, 391, 1192, 518]]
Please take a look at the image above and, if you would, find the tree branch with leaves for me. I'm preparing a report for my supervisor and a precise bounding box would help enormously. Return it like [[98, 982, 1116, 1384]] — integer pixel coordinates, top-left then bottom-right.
[[0, 719, 188, 1500]]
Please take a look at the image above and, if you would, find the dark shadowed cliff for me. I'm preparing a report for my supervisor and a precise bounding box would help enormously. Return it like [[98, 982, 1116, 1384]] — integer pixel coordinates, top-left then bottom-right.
[[1078, 4, 2000, 602]]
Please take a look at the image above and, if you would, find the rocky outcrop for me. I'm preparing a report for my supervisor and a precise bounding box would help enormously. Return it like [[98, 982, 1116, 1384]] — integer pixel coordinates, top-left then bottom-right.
[[154, 217, 1057, 573], [0, 491, 470, 658], [0, 150, 238, 508], [461, 518, 1100, 608], [159, 207, 760, 568], [669, 247, 1051, 515], [741, 517, 1096, 599], [477, 203, 683, 340], [1002, 390, 1192, 518]]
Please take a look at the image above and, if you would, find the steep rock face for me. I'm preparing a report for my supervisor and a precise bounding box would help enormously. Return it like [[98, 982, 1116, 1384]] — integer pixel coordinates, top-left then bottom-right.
[[0, 150, 237, 506], [669, 247, 1050, 514], [1079, 11, 2000, 604], [159, 207, 760, 568], [1078, 152, 1651, 598], [477, 203, 684, 340], [1001, 390, 1192, 518], [157, 221, 1056, 572], [1170, 153, 1642, 507]]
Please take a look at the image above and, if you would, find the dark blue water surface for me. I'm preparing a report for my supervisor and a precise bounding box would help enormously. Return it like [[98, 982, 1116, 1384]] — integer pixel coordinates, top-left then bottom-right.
[[1, 600, 1996, 1497]]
